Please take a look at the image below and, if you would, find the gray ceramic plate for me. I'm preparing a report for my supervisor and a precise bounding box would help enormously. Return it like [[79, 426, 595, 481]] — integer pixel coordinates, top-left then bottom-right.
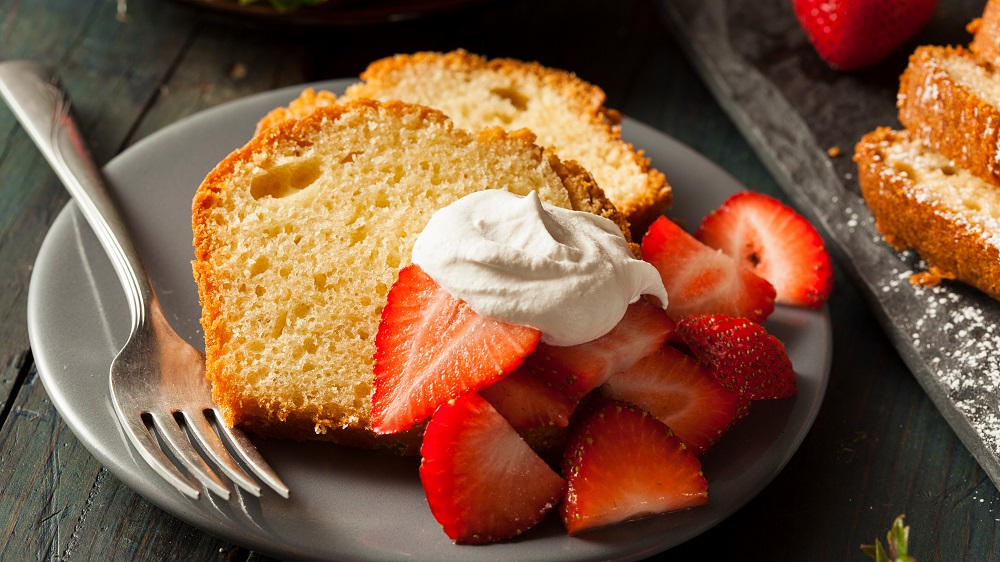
[[26, 79, 831, 561]]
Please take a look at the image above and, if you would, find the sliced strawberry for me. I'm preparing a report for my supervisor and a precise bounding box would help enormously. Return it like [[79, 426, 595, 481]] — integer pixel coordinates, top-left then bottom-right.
[[602, 345, 748, 456], [561, 400, 709, 534], [696, 191, 833, 308], [371, 265, 541, 434], [420, 393, 566, 544], [525, 300, 674, 402], [641, 216, 775, 323], [480, 368, 577, 453], [479, 367, 577, 453], [676, 314, 796, 400]]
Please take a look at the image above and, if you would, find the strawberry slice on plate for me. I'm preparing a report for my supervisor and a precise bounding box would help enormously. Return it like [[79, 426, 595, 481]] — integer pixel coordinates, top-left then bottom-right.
[[696, 191, 833, 308], [641, 216, 775, 323], [420, 393, 566, 544], [602, 345, 748, 456], [479, 367, 577, 452], [676, 314, 796, 400], [561, 400, 709, 535], [479, 367, 576, 431], [371, 264, 541, 434], [525, 300, 674, 402]]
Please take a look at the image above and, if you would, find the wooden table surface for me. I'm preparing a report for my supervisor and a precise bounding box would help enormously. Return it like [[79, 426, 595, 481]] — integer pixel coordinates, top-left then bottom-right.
[[1, 0, 999, 560]]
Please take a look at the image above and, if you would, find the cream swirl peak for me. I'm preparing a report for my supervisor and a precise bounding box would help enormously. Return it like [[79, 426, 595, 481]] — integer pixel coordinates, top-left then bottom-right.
[[411, 190, 668, 346]]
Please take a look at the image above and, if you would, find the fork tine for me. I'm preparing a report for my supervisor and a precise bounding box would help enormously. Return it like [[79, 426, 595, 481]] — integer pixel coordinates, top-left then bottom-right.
[[181, 411, 262, 497], [211, 408, 290, 499], [118, 411, 202, 500], [149, 412, 231, 500]]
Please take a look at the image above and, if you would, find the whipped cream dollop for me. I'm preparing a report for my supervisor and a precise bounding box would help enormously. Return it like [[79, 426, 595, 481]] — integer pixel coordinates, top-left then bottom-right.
[[411, 190, 667, 346]]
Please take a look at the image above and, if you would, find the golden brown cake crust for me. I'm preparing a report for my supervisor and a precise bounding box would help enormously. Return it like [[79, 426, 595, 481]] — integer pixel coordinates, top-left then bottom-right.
[[349, 49, 671, 237], [971, 0, 1000, 68], [897, 45, 1000, 188], [853, 127, 1000, 300], [194, 99, 634, 452], [470, 125, 636, 252], [254, 88, 338, 136]]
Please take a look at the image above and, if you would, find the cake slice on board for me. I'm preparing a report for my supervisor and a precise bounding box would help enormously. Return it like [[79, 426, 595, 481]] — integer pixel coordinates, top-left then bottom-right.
[[856, 1, 1000, 302], [854, 128, 1000, 300], [969, 0, 1000, 67], [897, 45, 1000, 188]]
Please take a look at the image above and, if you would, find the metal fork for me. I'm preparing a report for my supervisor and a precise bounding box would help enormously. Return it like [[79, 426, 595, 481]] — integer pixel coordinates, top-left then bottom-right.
[[0, 61, 289, 501]]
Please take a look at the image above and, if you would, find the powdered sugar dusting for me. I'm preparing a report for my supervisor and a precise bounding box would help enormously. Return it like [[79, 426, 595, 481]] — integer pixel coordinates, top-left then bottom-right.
[[880, 136, 1000, 251], [874, 248, 1000, 455], [834, 152, 1000, 461]]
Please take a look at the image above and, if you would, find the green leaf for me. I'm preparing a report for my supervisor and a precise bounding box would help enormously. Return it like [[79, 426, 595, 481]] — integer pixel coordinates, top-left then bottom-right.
[[862, 515, 914, 562], [888, 515, 915, 562], [861, 540, 889, 562]]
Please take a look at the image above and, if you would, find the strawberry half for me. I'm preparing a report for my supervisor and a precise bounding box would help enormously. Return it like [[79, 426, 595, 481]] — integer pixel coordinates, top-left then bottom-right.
[[420, 393, 566, 544], [525, 300, 674, 402], [602, 345, 748, 456], [561, 400, 709, 534], [676, 314, 797, 400], [371, 265, 541, 434], [696, 191, 833, 308], [793, 0, 937, 71], [641, 216, 775, 323]]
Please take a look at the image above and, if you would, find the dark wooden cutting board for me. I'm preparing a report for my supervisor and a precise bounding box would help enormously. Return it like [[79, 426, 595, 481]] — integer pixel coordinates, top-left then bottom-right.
[[660, 0, 1000, 488]]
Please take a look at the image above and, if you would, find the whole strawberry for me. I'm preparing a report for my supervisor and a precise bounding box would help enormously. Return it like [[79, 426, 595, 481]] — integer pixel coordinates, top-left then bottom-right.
[[793, 0, 937, 71]]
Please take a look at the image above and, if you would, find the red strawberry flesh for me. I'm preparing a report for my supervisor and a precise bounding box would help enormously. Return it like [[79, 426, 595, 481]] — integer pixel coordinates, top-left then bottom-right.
[[371, 264, 541, 434], [696, 191, 833, 308], [525, 300, 675, 402], [602, 345, 747, 456], [420, 393, 566, 544], [479, 367, 577, 431], [793, 0, 937, 71], [641, 216, 775, 323], [676, 314, 797, 400], [561, 400, 709, 534]]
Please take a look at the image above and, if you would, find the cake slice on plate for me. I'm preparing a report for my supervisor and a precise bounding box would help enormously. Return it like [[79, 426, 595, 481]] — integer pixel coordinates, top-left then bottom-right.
[[192, 99, 628, 449], [257, 50, 671, 236]]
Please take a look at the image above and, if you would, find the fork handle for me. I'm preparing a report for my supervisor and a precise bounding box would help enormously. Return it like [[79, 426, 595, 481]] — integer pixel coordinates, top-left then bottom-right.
[[0, 61, 150, 329]]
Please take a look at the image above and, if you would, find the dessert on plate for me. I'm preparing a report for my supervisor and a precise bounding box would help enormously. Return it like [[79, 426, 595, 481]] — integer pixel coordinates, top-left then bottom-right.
[[193, 98, 627, 451], [192, 51, 832, 543]]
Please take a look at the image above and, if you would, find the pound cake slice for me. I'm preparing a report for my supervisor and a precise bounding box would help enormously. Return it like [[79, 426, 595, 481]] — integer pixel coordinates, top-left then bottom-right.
[[193, 99, 629, 449], [854, 127, 1000, 299], [897, 45, 1000, 188], [970, 0, 1000, 67], [258, 50, 670, 236]]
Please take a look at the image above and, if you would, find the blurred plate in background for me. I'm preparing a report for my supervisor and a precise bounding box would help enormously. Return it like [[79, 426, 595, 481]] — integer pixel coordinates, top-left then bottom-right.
[[172, 0, 490, 26]]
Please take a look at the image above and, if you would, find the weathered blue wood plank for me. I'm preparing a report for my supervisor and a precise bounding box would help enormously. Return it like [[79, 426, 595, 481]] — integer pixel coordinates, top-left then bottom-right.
[[0, 366, 238, 560], [0, 0, 243, 558]]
